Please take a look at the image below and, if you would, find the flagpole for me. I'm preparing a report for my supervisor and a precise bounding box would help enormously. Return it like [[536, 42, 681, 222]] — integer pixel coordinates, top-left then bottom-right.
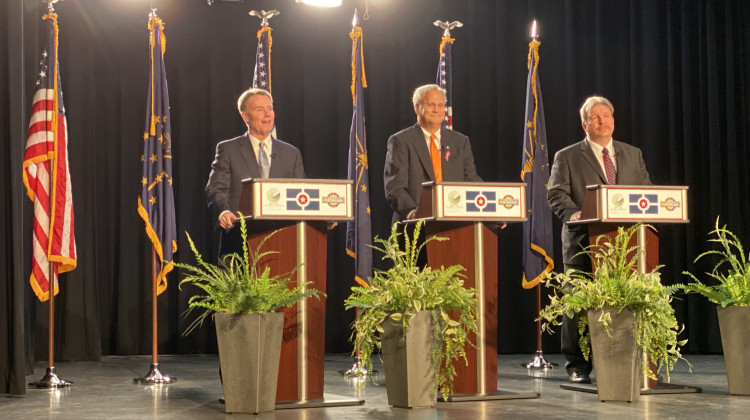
[[27, 0, 71, 390], [28, 265, 72, 388], [522, 20, 557, 371], [152, 249, 157, 363], [134, 9, 175, 385], [133, 247, 175, 384]]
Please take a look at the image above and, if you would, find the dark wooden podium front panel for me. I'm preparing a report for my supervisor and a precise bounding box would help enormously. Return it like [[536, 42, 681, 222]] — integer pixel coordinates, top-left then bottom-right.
[[425, 221, 498, 394], [587, 223, 659, 273], [247, 221, 327, 402]]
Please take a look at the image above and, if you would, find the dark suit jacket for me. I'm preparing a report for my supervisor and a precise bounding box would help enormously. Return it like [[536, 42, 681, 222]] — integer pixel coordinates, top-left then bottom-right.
[[548, 138, 651, 266], [384, 123, 482, 223], [205, 132, 305, 255]]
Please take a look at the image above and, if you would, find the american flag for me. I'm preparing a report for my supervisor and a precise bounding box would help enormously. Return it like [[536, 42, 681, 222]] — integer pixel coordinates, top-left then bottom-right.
[[346, 23, 372, 287], [520, 39, 554, 289], [252, 26, 272, 91], [22, 12, 76, 302], [252, 25, 276, 137], [436, 35, 454, 129], [137, 14, 176, 295]]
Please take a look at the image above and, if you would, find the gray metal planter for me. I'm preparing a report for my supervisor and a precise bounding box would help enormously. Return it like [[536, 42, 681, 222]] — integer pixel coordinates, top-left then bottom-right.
[[717, 306, 750, 395], [380, 310, 438, 408], [588, 308, 641, 402], [215, 312, 284, 414]]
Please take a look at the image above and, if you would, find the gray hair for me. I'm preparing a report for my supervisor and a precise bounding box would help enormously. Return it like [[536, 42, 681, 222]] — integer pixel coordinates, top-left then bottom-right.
[[412, 84, 447, 111], [579, 96, 614, 123], [237, 88, 273, 113]]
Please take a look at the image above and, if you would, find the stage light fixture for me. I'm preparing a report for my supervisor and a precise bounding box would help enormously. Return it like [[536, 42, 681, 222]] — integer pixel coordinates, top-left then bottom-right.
[[295, 0, 343, 7]]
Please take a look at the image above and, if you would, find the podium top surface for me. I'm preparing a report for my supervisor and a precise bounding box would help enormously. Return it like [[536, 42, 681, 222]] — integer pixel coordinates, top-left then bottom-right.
[[411, 181, 527, 222], [571, 184, 689, 224], [239, 178, 354, 221]]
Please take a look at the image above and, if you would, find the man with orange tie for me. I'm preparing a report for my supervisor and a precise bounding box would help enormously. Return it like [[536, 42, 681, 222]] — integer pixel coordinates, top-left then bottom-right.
[[384, 84, 482, 224]]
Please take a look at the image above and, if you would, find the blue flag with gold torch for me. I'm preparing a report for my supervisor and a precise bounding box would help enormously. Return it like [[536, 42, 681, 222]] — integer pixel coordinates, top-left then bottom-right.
[[137, 13, 176, 295], [520, 38, 554, 288], [346, 20, 372, 287]]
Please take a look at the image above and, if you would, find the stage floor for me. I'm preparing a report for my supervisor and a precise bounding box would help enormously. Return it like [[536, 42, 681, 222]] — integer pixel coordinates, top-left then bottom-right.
[[5, 353, 749, 419]]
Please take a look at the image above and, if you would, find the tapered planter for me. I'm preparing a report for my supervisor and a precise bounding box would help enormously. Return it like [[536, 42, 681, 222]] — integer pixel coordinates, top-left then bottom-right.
[[717, 306, 750, 395], [588, 308, 641, 402], [380, 310, 437, 408], [215, 312, 284, 414]]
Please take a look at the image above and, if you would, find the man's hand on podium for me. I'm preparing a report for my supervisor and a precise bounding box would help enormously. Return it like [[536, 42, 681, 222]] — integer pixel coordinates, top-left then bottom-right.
[[569, 211, 582, 222], [488, 222, 507, 231], [219, 211, 238, 231], [327, 221, 338, 230]]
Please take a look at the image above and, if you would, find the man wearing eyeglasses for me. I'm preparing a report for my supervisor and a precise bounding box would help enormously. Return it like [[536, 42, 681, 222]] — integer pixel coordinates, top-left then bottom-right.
[[384, 84, 482, 224], [548, 95, 652, 384]]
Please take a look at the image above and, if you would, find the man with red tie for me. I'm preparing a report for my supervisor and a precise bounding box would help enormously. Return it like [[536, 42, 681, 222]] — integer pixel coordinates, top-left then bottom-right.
[[548, 95, 652, 384], [384, 84, 482, 224]]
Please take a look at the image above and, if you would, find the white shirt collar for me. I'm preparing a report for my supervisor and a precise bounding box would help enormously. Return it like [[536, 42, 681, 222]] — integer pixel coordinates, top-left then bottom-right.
[[586, 137, 614, 156], [420, 126, 441, 150], [586, 137, 616, 172], [248, 132, 273, 157]]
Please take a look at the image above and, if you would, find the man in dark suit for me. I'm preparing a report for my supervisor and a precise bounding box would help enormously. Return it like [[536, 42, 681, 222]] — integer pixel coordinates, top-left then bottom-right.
[[205, 88, 305, 256], [548, 95, 652, 383], [384, 84, 482, 224]]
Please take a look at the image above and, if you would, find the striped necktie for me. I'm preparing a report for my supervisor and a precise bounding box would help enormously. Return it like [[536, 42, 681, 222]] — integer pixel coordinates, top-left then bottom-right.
[[602, 148, 616, 185], [259, 141, 270, 178], [430, 134, 442, 182]]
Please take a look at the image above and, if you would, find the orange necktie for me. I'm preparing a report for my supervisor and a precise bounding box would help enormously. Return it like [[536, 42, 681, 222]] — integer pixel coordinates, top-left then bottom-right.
[[430, 134, 442, 181]]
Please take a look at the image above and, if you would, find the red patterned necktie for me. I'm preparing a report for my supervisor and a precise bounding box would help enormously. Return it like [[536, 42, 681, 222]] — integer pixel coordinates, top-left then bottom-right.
[[602, 148, 616, 185], [430, 134, 442, 182]]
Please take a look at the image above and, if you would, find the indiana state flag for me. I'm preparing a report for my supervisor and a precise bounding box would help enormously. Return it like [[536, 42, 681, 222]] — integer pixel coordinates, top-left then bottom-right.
[[346, 22, 372, 287], [137, 13, 176, 295], [520, 39, 554, 289]]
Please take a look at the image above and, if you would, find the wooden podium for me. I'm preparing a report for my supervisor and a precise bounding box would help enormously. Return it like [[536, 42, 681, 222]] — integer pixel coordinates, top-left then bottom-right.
[[572, 184, 690, 270], [238, 178, 363, 408], [408, 181, 539, 401], [568, 184, 697, 394]]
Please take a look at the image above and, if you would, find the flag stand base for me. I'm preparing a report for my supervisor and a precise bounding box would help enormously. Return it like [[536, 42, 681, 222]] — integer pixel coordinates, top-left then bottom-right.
[[522, 350, 558, 369], [133, 363, 176, 385], [28, 367, 72, 389]]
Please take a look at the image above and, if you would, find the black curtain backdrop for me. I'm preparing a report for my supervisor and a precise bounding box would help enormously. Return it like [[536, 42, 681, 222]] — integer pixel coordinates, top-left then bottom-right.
[[3, 0, 749, 395]]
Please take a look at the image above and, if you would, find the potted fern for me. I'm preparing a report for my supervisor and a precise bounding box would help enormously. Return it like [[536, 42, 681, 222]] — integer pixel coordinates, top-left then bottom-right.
[[344, 221, 478, 408], [539, 224, 688, 402], [683, 216, 750, 395], [173, 214, 322, 414]]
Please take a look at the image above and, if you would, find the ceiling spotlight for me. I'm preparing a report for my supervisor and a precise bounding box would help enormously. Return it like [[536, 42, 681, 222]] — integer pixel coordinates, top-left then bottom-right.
[[296, 0, 343, 7]]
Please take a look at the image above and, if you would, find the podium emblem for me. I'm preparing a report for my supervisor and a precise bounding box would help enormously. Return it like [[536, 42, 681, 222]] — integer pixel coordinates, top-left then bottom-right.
[[287, 188, 320, 211], [500, 194, 520, 210], [322, 192, 345, 208], [448, 190, 461, 205], [467, 191, 496, 212], [266, 188, 281, 203], [629, 194, 658, 214], [660, 197, 680, 211], [611, 193, 625, 208]]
